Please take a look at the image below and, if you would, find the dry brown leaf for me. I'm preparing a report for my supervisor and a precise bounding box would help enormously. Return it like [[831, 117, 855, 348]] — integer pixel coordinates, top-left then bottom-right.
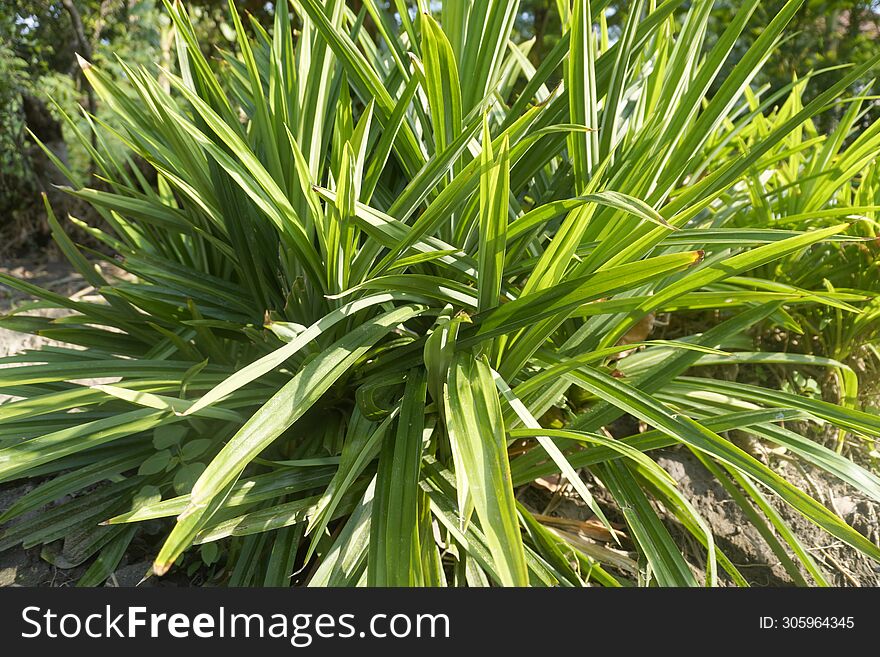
[[534, 513, 626, 543]]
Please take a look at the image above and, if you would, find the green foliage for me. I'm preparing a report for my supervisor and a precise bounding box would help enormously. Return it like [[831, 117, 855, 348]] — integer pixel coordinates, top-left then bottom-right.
[[0, 0, 241, 215], [0, 43, 32, 208], [697, 75, 880, 428], [1, 0, 879, 587], [721, 0, 880, 123]]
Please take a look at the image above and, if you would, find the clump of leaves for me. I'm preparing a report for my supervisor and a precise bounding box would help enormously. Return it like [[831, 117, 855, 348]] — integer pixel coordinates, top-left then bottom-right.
[[696, 74, 880, 450], [2, 0, 879, 587]]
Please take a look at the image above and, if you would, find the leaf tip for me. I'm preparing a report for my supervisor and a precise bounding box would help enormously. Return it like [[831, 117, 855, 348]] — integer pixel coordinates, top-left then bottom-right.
[[152, 560, 171, 577]]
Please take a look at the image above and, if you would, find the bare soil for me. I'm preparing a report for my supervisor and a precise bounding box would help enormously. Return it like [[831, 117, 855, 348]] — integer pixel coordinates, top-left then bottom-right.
[[521, 444, 880, 586], [656, 447, 880, 586]]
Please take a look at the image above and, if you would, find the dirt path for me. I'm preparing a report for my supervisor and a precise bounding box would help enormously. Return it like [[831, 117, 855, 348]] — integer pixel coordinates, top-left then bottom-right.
[[0, 255, 88, 357]]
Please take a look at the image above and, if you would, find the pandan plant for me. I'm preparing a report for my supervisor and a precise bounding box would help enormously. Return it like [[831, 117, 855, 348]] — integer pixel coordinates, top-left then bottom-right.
[[2, 0, 879, 586]]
